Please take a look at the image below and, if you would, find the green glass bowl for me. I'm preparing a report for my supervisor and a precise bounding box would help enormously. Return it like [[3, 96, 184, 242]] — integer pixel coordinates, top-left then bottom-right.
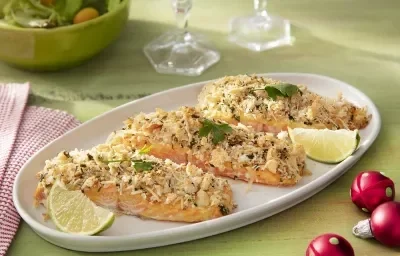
[[0, 0, 130, 71]]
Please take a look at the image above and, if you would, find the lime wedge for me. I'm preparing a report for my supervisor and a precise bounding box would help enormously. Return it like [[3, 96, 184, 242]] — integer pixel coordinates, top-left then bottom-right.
[[48, 181, 115, 235], [288, 128, 360, 164]]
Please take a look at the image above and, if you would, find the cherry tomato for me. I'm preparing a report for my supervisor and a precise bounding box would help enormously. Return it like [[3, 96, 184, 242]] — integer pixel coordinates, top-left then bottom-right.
[[73, 8, 100, 24]]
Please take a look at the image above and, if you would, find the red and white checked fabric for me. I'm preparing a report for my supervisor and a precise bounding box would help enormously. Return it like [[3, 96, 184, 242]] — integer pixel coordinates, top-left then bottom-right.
[[0, 83, 80, 256]]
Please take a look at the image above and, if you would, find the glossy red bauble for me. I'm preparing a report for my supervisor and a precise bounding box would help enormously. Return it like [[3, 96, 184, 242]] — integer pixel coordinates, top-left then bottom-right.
[[353, 201, 400, 247], [372, 202, 400, 246], [350, 170, 395, 213], [306, 233, 355, 256]]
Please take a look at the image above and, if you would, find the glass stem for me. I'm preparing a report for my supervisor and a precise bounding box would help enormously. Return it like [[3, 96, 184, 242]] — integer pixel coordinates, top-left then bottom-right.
[[172, 0, 192, 32], [253, 0, 269, 17]]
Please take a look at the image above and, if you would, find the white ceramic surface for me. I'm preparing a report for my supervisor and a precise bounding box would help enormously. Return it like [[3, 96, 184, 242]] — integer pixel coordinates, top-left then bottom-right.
[[13, 73, 381, 252]]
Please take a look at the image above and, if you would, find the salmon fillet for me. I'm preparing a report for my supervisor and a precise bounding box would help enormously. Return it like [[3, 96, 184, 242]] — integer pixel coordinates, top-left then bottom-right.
[[196, 74, 371, 132], [34, 143, 234, 223], [106, 107, 306, 186]]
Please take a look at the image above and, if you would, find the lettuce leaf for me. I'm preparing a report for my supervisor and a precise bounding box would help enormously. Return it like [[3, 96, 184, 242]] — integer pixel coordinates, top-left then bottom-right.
[[1, 0, 115, 28], [1, 0, 79, 28], [2, 0, 56, 27], [82, 0, 107, 15], [55, 0, 82, 20], [107, 0, 121, 12], [0, 0, 11, 18]]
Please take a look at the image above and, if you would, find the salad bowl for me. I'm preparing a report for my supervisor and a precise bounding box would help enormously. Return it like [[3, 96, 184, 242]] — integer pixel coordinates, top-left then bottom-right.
[[0, 0, 130, 71]]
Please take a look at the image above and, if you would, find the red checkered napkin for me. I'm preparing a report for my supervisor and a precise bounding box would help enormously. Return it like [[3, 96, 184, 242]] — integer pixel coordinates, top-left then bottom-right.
[[0, 83, 80, 256]]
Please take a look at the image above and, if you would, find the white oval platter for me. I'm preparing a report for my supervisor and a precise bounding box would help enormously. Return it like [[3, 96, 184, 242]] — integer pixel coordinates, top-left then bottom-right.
[[13, 73, 381, 252]]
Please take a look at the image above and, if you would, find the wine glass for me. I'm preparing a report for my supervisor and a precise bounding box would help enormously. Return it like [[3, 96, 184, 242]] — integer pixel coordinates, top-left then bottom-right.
[[143, 0, 220, 76], [228, 0, 292, 52]]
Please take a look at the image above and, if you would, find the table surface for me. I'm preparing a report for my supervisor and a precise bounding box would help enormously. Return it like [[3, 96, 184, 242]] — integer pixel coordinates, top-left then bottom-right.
[[4, 0, 400, 255]]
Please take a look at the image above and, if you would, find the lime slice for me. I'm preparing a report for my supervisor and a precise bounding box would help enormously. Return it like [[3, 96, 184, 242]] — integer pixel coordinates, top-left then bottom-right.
[[288, 128, 360, 164], [48, 181, 115, 235]]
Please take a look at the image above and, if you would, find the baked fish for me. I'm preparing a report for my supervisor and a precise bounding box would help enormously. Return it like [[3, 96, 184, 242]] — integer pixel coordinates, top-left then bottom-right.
[[34, 143, 234, 223], [197, 74, 370, 133], [106, 106, 306, 187]]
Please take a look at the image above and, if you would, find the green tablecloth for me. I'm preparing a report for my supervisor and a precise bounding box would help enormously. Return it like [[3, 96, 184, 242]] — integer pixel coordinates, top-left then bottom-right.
[[5, 0, 400, 255]]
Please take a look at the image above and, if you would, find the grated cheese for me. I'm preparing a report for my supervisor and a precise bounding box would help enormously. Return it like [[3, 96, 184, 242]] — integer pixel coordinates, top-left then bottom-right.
[[35, 142, 231, 209], [196, 74, 371, 131], [111, 106, 306, 184]]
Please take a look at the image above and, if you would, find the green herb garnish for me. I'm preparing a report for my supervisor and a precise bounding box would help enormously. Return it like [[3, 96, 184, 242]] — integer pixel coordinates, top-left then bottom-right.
[[131, 160, 154, 172], [199, 119, 233, 145], [138, 145, 152, 155], [63, 151, 70, 158], [253, 83, 301, 100], [219, 204, 230, 216], [102, 158, 155, 172], [39, 173, 46, 182]]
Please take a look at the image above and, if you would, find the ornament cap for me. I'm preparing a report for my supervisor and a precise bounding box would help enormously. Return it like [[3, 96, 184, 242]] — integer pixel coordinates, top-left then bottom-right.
[[352, 219, 374, 239]]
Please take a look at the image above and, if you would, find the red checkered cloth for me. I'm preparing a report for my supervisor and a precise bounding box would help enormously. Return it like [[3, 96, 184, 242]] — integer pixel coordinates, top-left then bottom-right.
[[0, 83, 80, 255]]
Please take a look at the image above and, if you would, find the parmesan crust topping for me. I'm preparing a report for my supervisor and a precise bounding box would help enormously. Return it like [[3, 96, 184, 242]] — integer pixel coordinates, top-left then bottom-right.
[[36, 143, 231, 210], [197, 74, 371, 130], [108, 107, 306, 183]]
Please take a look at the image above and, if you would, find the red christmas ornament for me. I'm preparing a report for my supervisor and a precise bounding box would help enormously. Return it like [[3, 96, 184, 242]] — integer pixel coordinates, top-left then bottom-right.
[[353, 201, 400, 247], [306, 233, 355, 256], [350, 170, 395, 213]]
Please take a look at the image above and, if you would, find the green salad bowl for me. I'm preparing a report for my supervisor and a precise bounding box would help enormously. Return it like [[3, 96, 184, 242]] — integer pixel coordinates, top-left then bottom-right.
[[0, 0, 130, 71]]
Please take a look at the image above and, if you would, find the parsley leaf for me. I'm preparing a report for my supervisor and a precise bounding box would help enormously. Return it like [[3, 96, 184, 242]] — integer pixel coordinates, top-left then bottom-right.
[[132, 160, 154, 172], [199, 119, 233, 145], [253, 83, 301, 100], [101, 158, 154, 172], [138, 145, 152, 155], [198, 121, 213, 137]]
